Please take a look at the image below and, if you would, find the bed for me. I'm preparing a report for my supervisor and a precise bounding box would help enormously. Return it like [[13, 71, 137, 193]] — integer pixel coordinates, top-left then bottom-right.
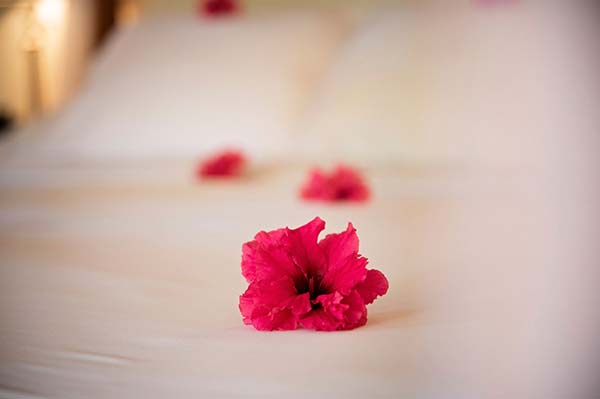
[[0, 2, 598, 398]]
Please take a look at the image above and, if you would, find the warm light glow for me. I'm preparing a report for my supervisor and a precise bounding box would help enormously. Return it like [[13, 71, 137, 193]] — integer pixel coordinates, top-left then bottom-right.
[[35, 0, 65, 26], [117, 0, 141, 27]]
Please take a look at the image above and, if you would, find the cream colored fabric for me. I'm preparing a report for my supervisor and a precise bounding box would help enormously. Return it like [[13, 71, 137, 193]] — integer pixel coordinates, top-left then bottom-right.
[[16, 10, 352, 163], [0, 159, 597, 398], [297, 3, 570, 166]]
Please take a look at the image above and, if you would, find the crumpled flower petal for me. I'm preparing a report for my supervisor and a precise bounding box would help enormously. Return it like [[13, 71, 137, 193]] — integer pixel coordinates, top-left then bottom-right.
[[300, 290, 367, 331], [319, 223, 367, 295], [196, 150, 246, 178], [356, 269, 390, 305], [285, 217, 326, 278], [300, 165, 370, 203], [239, 217, 388, 331], [239, 277, 311, 331], [300, 292, 347, 331]]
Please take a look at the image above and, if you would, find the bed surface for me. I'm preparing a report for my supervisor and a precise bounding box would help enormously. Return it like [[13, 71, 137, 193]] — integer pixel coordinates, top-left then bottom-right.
[[1, 160, 591, 398]]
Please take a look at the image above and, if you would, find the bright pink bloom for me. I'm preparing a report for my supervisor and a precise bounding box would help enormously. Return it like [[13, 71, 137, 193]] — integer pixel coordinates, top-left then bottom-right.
[[300, 165, 370, 203], [197, 150, 246, 178], [198, 0, 238, 17], [239, 217, 388, 331]]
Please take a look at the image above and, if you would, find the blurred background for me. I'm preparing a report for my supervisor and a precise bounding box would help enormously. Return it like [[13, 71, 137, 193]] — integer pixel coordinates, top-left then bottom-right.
[[0, 0, 369, 127], [0, 0, 598, 398], [0, 0, 108, 126]]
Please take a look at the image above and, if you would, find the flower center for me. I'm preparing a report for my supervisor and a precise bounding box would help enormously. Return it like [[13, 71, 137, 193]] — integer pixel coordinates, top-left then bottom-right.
[[334, 186, 353, 200], [295, 275, 326, 309], [308, 277, 319, 300]]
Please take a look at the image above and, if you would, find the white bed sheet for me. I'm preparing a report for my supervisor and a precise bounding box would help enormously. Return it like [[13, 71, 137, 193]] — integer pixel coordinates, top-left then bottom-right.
[[0, 159, 597, 398]]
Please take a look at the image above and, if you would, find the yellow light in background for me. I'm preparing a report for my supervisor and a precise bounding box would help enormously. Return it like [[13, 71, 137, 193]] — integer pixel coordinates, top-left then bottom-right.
[[35, 0, 65, 27], [117, 0, 141, 27]]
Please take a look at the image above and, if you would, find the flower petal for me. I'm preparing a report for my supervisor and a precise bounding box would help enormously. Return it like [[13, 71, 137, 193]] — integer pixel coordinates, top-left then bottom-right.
[[300, 165, 370, 202], [285, 217, 326, 277], [321, 256, 368, 295], [300, 309, 341, 331], [319, 223, 368, 294], [300, 291, 367, 331], [319, 222, 359, 269], [300, 292, 347, 331], [197, 150, 245, 178], [241, 228, 301, 284], [332, 165, 370, 201], [300, 309, 336, 331], [356, 269, 389, 305], [314, 291, 349, 320], [239, 277, 310, 331], [200, 0, 238, 17], [249, 308, 296, 331], [340, 290, 367, 330], [300, 169, 330, 199]]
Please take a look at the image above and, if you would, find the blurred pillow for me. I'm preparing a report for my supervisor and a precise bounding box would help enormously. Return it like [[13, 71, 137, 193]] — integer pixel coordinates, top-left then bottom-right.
[[34, 10, 353, 163], [295, 6, 494, 166]]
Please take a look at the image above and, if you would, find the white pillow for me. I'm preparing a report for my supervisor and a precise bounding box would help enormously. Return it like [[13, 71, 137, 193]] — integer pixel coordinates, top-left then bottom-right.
[[33, 10, 353, 163], [296, 4, 542, 166]]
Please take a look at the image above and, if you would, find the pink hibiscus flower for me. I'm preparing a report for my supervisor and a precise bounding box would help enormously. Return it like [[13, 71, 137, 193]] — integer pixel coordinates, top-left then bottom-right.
[[239, 217, 388, 331], [196, 150, 246, 179], [198, 0, 239, 17], [300, 165, 370, 203]]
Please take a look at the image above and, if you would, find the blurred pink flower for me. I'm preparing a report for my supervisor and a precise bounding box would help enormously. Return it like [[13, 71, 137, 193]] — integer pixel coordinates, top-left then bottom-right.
[[239, 217, 388, 331], [198, 0, 239, 17], [301, 165, 370, 203], [197, 150, 246, 178]]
